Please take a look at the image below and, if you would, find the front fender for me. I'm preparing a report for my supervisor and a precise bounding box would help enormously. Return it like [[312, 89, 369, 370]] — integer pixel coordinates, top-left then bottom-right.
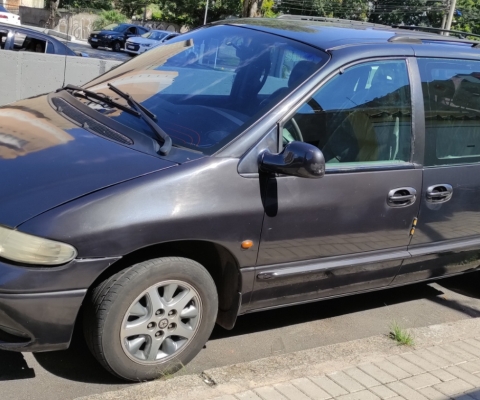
[[19, 157, 265, 269]]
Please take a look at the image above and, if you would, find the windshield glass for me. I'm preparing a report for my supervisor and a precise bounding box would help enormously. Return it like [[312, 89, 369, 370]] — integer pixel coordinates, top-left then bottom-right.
[[84, 25, 329, 155], [102, 24, 125, 32], [0, 6, 8, 12], [143, 31, 168, 41]]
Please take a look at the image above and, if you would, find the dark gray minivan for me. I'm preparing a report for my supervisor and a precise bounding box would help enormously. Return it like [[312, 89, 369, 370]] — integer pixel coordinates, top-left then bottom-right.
[[1, 16, 480, 381]]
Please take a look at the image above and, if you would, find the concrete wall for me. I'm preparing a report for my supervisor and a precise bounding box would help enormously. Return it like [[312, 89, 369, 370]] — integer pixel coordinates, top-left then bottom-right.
[[0, 51, 122, 106]]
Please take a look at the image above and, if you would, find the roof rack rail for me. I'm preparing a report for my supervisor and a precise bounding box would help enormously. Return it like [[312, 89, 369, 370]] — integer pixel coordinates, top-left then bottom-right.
[[389, 34, 480, 48], [392, 25, 480, 40], [277, 14, 384, 27]]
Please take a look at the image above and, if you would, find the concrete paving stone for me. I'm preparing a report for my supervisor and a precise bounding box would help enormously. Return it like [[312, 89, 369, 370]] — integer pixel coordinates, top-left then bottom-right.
[[386, 381, 429, 400], [212, 396, 238, 400], [401, 372, 442, 390], [373, 360, 411, 380], [459, 359, 480, 374], [433, 378, 474, 397], [401, 353, 440, 372], [427, 346, 466, 365], [418, 386, 450, 400], [235, 390, 263, 400], [327, 371, 366, 393], [454, 341, 480, 358], [274, 382, 311, 400], [335, 389, 381, 400], [369, 385, 399, 399], [441, 344, 477, 362], [430, 368, 457, 382], [387, 355, 427, 376], [465, 339, 480, 351], [445, 365, 480, 387], [388, 398, 407, 400], [413, 348, 453, 369], [359, 363, 398, 384], [254, 386, 288, 400], [309, 376, 349, 397], [291, 377, 332, 400], [344, 367, 382, 388]]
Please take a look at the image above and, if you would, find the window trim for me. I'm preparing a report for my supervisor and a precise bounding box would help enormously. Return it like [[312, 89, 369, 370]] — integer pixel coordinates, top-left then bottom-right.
[[417, 56, 480, 168], [278, 56, 417, 173]]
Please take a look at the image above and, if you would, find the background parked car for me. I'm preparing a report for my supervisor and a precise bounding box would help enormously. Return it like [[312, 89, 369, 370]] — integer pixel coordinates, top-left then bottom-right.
[[124, 30, 179, 56], [0, 5, 20, 26], [0, 23, 81, 56], [88, 23, 149, 52]]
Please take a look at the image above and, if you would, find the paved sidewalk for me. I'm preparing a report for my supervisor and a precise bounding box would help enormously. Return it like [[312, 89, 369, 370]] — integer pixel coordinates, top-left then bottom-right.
[[79, 318, 480, 400], [211, 337, 480, 400]]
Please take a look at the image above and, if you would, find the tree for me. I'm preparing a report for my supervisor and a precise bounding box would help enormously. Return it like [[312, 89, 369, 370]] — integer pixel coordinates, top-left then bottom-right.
[[46, 0, 60, 28], [114, 0, 146, 18], [154, 0, 241, 28], [58, 0, 113, 9]]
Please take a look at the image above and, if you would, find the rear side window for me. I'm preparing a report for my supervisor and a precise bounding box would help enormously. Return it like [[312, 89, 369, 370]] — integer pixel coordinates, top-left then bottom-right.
[[13, 32, 46, 53], [419, 58, 480, 166]]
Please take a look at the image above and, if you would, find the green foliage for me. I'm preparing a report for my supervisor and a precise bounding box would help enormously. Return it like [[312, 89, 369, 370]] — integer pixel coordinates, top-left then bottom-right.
[[389, 322, 414, 346], [59, 0, 113, 10], [114, 0, 146, 17], [93, 9, 128, 30], [154, 0, 241, 28], [262, 0, 278, 17], [453, 0, 480, 36]]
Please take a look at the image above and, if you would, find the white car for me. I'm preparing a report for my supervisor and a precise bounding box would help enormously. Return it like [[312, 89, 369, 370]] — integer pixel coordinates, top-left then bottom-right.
[[0, 5, 20, 26], [124, 30, 178, 56]]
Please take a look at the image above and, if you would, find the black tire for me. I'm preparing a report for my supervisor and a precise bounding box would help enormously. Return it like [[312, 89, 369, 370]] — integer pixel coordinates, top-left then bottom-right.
[[111, 41, 122, 52], [90, 44, 98, 49], [83, 257, 218, 381]]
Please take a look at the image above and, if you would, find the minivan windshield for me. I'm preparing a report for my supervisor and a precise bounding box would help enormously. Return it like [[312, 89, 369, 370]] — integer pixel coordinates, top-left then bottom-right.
[[84, 25, 329, 154]]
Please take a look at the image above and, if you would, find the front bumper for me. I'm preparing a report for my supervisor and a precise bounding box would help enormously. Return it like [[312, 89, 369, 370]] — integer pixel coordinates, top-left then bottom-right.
[[0, 256, 120, 352], [88, 37, 112, 48]]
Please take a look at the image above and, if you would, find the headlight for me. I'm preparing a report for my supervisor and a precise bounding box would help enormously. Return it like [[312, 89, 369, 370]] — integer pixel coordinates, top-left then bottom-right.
[[106, 35, 113, 39], [0, 225, 77, 265]]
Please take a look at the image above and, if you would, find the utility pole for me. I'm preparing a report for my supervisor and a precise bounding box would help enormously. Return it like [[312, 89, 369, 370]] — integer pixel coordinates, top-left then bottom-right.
[[445, 0, 457, 35], [204, 0, 210, 25]]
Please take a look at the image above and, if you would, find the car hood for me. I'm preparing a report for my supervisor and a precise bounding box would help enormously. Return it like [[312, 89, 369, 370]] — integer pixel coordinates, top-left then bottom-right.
[[127, 37, 156, 45], [0, 95, 176, 228]]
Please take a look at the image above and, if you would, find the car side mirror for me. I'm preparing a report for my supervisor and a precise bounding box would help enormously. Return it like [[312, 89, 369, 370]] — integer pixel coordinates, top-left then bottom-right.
[[259, 141, 325, 179]]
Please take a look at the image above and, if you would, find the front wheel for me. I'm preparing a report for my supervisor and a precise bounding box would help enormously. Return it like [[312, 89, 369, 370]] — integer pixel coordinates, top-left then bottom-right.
[[111, 41, 122, 52], [90, 44, 98, 49], [83, 257, 218, 381]]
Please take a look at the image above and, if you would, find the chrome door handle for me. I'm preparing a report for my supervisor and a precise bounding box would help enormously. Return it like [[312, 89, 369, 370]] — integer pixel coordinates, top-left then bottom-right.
[[387, 187, 417, 207], [426, 184, 453, 203]]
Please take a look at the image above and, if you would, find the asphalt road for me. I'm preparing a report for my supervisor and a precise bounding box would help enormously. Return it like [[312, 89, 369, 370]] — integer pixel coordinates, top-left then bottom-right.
[[65, 41, 131, 62], [1, 272, 480, 400]]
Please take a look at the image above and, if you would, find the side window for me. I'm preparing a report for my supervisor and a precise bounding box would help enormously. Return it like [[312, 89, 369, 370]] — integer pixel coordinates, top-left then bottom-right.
[[419, 58, 480, 166], [13, 32, 46, 53], [127, 27, 137, 35], [283, 60, 412, 166]]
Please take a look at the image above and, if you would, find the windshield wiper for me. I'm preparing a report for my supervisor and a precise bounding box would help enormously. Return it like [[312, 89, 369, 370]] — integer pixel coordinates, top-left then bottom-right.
[[107, 83, 172, 155], [57, 84, 141, 118]]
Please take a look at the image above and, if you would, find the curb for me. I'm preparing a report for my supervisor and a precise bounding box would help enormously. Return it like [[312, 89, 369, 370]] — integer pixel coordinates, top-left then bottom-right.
[[75, 318, 480, 400]]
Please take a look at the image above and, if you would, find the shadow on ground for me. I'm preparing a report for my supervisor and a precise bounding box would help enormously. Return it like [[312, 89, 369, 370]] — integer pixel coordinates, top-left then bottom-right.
[[0, 352, 35, 381], [2, 272, 478, 384]]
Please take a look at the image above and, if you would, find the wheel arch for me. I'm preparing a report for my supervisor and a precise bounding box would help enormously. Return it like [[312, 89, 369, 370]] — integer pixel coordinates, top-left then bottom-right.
[[87, 240, 242, 329]]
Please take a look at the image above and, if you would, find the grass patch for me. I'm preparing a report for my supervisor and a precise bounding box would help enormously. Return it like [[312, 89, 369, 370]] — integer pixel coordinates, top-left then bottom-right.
[[389, 322, 414, 346]]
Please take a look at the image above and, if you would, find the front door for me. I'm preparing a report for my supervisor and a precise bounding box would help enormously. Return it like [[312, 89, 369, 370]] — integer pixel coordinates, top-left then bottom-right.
[[251, 59, 422, 311], [395, 57, 480, 285]]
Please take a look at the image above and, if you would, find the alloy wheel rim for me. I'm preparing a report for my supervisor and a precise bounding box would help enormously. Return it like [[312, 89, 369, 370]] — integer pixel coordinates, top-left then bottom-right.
[[120, 280, 202, 364]]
